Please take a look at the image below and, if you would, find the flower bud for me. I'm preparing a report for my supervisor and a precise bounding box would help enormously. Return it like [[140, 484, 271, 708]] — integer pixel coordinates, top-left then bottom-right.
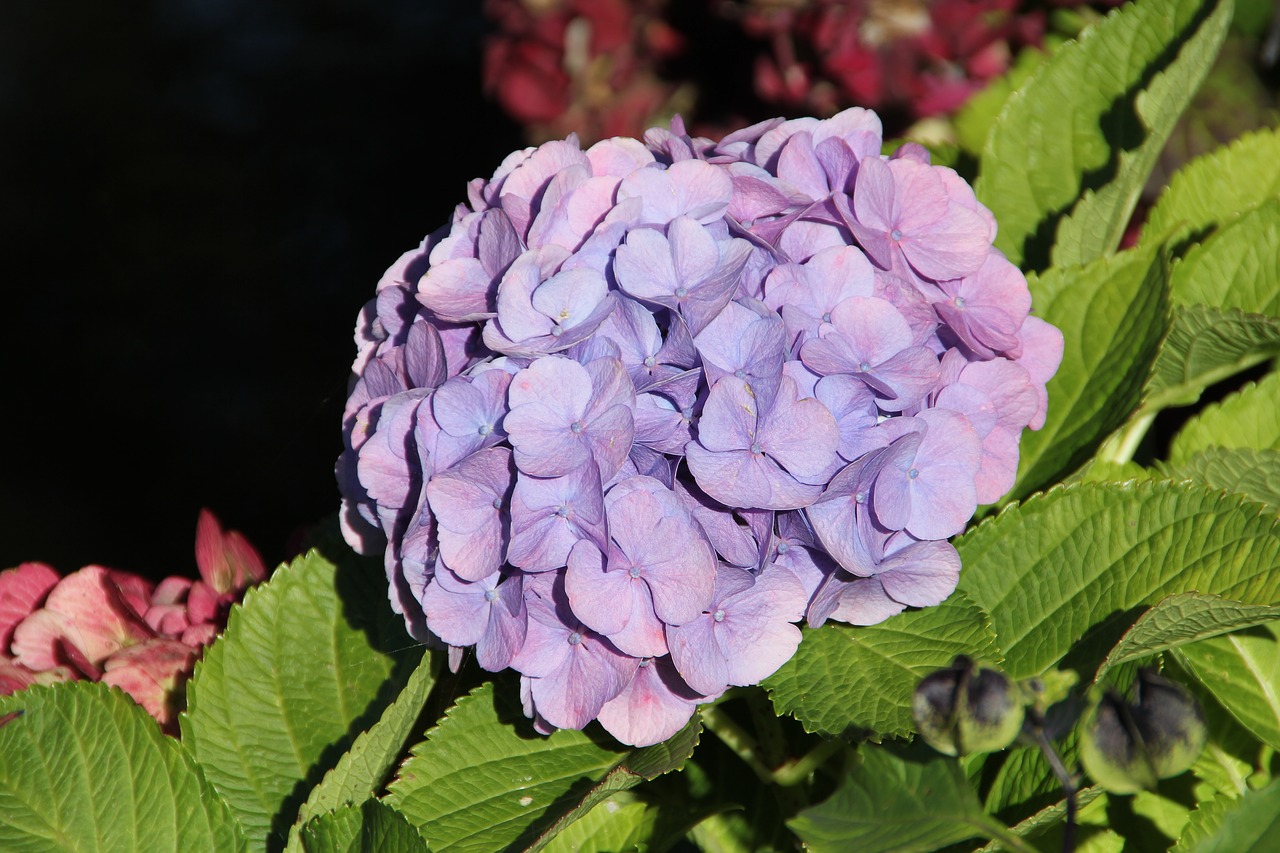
[[1079, 668, 1207, 794], [913, 656, 1025, 756]]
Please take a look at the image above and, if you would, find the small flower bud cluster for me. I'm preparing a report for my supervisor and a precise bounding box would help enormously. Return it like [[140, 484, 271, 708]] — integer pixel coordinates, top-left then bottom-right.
[[338, 108, 1062, 746], [0, 510, 266, 732]]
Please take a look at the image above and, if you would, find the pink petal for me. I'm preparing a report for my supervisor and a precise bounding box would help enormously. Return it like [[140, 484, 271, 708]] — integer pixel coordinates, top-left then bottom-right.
[[0, 562, 60, 647]]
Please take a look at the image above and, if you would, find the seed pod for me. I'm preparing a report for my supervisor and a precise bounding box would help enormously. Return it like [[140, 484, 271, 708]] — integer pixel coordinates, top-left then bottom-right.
[[913, 656, 1025, 756], [1079, 668, 1207, 794]]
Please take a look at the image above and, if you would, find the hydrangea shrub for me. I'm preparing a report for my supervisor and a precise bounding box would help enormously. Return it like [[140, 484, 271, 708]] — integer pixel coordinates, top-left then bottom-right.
[[7, 0, 1280, 850], [337, 107, 1062, 745]]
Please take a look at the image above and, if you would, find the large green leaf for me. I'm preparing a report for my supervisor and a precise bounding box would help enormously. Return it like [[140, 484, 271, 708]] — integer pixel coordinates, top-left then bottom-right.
[[789, 745, 1027, 853], [385, 680, 699, 853], [0, 682, 244, 852], [1173, 779, 1280, 852], [1169, 371, 1280, 464], [542, 790, 710, 853], [975, 0, 1230, 269], [1008, 243, 1169, 502], [1050, 0, 1232, 268], [1144, 126, 1280, 243], [1096, 593, 1280, 683], [298, 801, 427, 853], [956, 480, 1280, 680], [1170, 199, 1280, 316], [979, 741, 1072, 818], [287, 652, 441, 851], [973, 787, 1105, 852], [1161, 448, 1280, 513], [1144, 306, 1280, 412], [764, 592, 1000, 739], [1172, 792, 1236, 852], [954, 47, 1049, 156], [182, 538, 421, 852], [1176, 623, 1280, 750]]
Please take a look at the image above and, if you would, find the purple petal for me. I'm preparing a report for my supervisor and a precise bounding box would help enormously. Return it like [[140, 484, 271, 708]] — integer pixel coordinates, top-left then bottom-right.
[[758, 376, 840, 484], [875, 537, 960, 608], [507, 464, 607, 572], [829, 576, 907, 626], [685, 444, 824, 510], [596, 656, 704, 747], [427, 447, 514, 581]]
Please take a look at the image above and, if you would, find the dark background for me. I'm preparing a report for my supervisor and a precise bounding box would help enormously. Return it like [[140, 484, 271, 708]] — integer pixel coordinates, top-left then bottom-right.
[[1, 0, 526, 579]]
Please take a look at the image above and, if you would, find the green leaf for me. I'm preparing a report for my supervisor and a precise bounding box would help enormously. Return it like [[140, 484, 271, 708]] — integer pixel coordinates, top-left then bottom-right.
[[1050, 0, 1233, 268], [1170, 371, 1280, 464], [1175, 623, 1280, 750], [298, 801, 428, 853], [541, 795, 657, 853], [973, 787, 1106, 852], [541, 790, 709, 853], [1144, 126, 1280, 243], [1166, 657, 1260, 800], [1144, 306, 1280, 412], [0, 681, 244, 852], [954, 47, 1049, 155], [1070, 459, 1152, 485], [978, 725, 1086, 821], [1096, 593, 1280, 683], [789, 745, 1025, 853], [1169, 199, 1280, 316], [1173, 778, 1280, 851], [975, 0, 1230, 269], [1008, 243, 1169, 502], [182, 536, 421, 851], [384, 680, 699, 853], [1126, 788, 1197, 849], [288, 652, 441, 851], [1172, 791, 1235, 852], [956, 480, 1280, 680], [1161, 448, 1280, 512], [764, 592, 1001, 739]]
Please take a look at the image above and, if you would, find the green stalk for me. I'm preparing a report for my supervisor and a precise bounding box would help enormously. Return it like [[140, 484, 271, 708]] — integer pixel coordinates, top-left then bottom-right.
[[701, 704, 776, 786]]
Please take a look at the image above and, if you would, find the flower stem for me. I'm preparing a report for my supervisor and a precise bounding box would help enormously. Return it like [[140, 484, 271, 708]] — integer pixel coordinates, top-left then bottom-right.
[[701, 704, 776, 786], [1097, 411, 1155, 466], [701, 699, 844, 789], [771, 739, 845, 787], [1028, 725, 1079, 853]]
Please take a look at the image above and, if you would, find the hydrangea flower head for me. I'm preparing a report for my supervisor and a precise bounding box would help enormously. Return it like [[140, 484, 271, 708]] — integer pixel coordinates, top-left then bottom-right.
[[338, 107, 1062, 747], [1, 511, 267, 732]]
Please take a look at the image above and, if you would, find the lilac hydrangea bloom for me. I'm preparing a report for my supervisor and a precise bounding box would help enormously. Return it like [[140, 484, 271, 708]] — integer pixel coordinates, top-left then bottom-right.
[[338, 106, 1062, 747], [614, 216, 751, 335], [507, 461, 607, 573]]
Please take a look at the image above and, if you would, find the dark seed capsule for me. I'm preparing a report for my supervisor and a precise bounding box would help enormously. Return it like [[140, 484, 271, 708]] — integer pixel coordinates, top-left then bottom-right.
[[1079, 668, 1206, 794], [913, 656, 1025, 756]]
